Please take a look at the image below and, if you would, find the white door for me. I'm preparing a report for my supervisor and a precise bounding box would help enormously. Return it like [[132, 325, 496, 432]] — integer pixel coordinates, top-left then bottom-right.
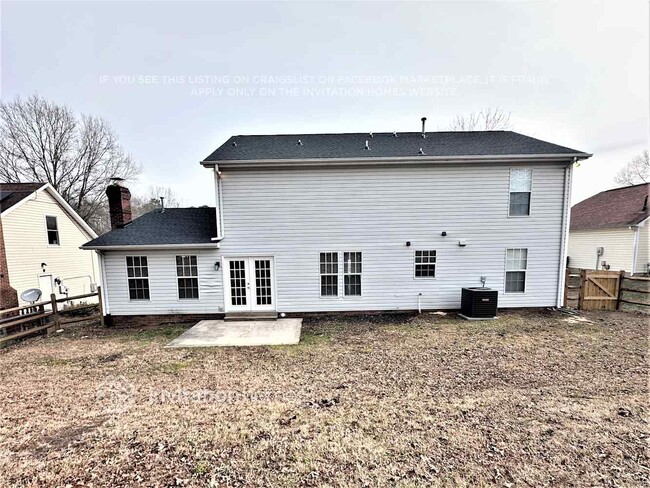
[[38, 274, 54, 310], [224, 257, 275, 312]]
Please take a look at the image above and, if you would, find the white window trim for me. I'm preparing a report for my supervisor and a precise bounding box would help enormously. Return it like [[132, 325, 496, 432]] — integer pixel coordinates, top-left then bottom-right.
[[343, 251, 363, 298], [319, 251, 340, 298], [126, 255, 151, 301], [44, 214, 61, 247], [413, 250, 437, 279], [504, 248, 528, 294], [508, 168, 533, 218], [175, 254, 200, 301]]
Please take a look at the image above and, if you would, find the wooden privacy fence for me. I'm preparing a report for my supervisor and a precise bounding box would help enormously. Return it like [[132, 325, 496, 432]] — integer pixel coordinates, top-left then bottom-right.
[[565, 269, 650, 310], [0, 287, 103, 345]]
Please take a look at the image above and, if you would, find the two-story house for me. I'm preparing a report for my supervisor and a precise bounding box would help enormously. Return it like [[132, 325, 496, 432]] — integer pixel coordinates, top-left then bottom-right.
[[82, 128, 591, 326], [0, 183, 99, 309]]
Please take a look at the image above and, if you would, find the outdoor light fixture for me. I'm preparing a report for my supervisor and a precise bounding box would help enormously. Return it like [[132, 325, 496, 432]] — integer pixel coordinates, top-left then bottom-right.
[[441, 231, 447, 237], [41, 262, 47, 272], [406, 241, 411, 247], [214, 261, 221, 271]]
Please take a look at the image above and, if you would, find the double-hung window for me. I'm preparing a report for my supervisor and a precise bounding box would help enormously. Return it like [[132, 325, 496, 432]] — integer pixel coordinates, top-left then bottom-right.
[[505, 248, 528, 293], [509, 168, 532, 216], [414, 250, 436, 278], [176, 255, 199, 299], [344, 252, 362, 296], [126, 256, 150, 300], [319, 252, 338, 297], [45, 215, 60, 246]]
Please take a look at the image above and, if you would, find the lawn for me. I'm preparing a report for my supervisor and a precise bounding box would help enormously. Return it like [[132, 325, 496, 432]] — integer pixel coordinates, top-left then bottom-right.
[[0, 309, 648, 487]]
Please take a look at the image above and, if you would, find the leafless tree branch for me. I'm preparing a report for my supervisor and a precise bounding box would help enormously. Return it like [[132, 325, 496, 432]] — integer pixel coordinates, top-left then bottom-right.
[[0, 94, 141, 232]]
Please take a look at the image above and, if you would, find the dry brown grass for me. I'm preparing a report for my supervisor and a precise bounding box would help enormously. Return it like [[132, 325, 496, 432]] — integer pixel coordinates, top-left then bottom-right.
[[0, 309, 648, 487]]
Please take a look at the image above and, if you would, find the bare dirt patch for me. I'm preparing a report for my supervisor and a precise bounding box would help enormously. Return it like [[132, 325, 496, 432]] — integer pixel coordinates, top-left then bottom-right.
[[0, 310, 648, 486]]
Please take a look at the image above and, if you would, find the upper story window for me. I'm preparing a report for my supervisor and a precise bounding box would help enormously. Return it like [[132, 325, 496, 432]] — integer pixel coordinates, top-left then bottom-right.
[[344, 252, 362, 296], [509, 169, 532, 216], [414, 250, 436, 278], [319, 252, 338, 297], [176, 255, 199, 300], [45, 215, 60, 245], [126, 256, 150, 300], [505, 248, 528, 293]]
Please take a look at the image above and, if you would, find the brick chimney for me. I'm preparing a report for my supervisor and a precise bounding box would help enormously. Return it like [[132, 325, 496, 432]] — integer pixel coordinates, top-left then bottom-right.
[[106, 180, 132, 229]]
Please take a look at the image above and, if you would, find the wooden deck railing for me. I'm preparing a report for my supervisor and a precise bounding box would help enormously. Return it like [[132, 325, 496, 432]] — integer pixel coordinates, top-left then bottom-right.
[[0, 286, 104, 345]]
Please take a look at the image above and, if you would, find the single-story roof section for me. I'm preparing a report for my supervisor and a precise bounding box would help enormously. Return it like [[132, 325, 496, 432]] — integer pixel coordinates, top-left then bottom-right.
[[82, 207, 219, 250], [570, 182, 650, 231], [201, 130, 591, 164]]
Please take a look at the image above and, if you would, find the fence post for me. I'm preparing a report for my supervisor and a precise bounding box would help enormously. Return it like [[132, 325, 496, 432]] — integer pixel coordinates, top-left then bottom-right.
[[50, 293, 60, 332], [578, 269, 587, 310], [97, 285, 105, 327], [616, 270, 625, 310]]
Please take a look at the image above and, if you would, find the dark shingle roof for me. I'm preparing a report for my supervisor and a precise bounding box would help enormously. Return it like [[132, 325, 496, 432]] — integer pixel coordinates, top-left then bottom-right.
[[570, 183, 650, 231], [0, 183, 46, 213], [203, 131, 589, 162], [82, 207, 217, 248]]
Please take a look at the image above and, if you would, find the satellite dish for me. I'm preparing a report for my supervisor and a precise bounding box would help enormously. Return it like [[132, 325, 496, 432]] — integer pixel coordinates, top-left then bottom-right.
[[20, 288, 42, 304]]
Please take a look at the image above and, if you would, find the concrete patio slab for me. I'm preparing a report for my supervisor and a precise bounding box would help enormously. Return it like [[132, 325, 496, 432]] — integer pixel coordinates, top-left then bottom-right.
[[165, 319, 302, 347]]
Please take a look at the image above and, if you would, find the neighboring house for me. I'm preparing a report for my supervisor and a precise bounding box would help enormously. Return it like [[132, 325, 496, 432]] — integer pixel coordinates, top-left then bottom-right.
[[0, 183, 99, 309], [568, 183, 649, 274], [82, 128, 591, 326]]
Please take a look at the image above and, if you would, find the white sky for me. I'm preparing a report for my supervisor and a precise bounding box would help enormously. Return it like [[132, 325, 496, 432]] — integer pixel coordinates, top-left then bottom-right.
[[2, 0, 648, 205]]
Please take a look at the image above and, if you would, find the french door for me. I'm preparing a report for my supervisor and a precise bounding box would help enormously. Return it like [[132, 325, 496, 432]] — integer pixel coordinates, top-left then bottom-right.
[[224, 257, 275, 312]]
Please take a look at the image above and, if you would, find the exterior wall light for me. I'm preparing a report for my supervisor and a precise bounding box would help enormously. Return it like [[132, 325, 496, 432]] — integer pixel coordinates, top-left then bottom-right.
[[214, 261, 221, 271]]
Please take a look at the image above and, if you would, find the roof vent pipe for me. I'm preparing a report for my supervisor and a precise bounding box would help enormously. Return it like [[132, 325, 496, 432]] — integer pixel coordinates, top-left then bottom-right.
[[297, 139, 303, 145], [160, 196, 165, 213], [365, 140, 370, 150], [393, 131, 398, 137], [418, 148, 425, 155], [421, 117, 427, 138], [369, 132, 373, 138]]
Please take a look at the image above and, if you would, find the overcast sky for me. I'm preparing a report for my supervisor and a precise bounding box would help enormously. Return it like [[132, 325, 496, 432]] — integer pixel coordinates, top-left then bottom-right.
[[2, 0, 648, 205]]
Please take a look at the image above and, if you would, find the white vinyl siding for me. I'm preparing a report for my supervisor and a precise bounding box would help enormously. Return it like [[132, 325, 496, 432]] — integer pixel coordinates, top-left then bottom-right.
[[216, 162, 567, 311], [102, 250, 222, 315], [101, 162, 569, 315], [2, 188, 99, 304], [568, 228, 636, 272]]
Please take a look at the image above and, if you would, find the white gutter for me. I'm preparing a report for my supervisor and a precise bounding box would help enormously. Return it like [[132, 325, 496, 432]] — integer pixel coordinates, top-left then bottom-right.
[[201, 153, 592, 169], [80, 243, 221, 251], [556, 162, 574, 307]]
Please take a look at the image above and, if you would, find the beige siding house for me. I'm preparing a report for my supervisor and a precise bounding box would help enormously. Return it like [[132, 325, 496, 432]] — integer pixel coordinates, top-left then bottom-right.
[[568, 183, 649, 274], [0, 183, 99, 308]]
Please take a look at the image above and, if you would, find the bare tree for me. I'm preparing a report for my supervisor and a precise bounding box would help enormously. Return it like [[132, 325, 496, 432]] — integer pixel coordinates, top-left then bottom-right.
[[132, 185, 182, 219], [0, 95, 141, 231], [449, 107, 512, 131], [614, 150, 649, 186]]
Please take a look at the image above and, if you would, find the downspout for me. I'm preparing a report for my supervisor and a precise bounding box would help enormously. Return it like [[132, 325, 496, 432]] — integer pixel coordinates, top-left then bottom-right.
[[556, 162, 573, 307], [96, 250, 110, 315], [211, 165, 225, 241], [631, 225, 640, 275]]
